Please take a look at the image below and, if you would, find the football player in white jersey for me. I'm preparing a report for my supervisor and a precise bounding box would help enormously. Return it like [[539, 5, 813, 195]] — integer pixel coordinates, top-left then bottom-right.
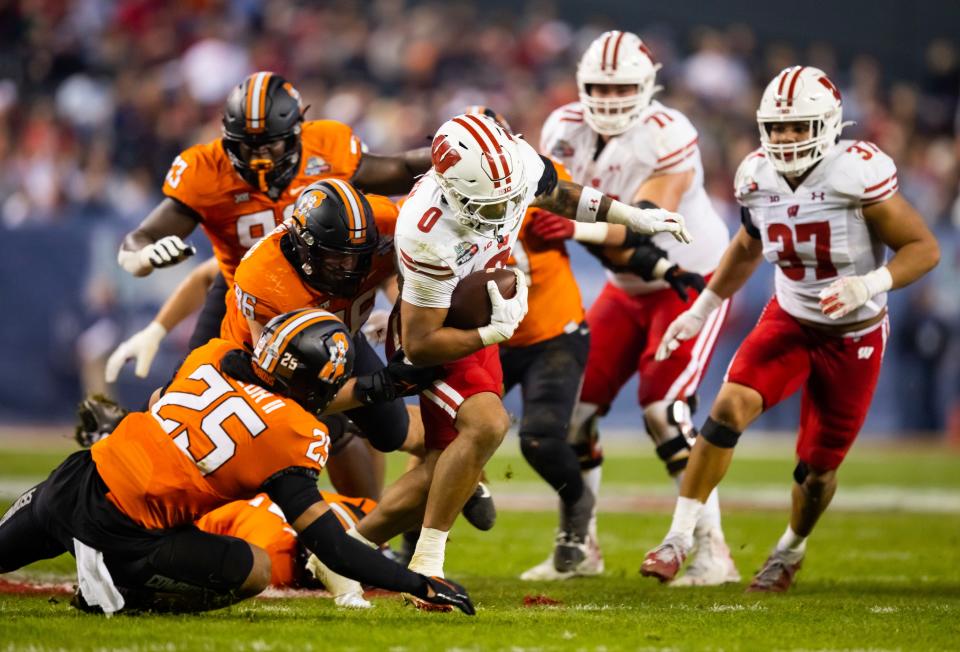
[[527, 30, 737, 585], [640, 66, 939, 592], [342, 112, 691, 591]]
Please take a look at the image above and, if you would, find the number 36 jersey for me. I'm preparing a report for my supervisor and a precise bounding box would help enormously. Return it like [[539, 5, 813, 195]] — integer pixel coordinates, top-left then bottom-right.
[[91, 339, 331, 530], [735, 140, 898, 326], [162, 120, 364, 286]]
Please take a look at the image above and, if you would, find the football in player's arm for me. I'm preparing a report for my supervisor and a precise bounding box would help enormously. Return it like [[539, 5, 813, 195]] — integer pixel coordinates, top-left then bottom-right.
[[641, 66, 939, 592], [0, 309, 472, 615]]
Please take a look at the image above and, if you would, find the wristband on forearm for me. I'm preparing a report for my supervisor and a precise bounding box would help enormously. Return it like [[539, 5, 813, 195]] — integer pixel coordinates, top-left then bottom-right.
[[572, 221, 611, 244], [575, 186, 603, 222], [862, 266, 893, 296]]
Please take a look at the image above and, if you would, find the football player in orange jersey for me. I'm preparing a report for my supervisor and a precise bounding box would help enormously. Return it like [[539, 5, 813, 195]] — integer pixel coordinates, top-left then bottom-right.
[[110, 71, 432, 377], [0, 309, 472, 615]]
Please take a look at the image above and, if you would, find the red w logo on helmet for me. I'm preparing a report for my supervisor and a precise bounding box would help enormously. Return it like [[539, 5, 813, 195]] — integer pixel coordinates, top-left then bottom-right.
[[817, 76, 842, 103], [431, 135, 462, 174]]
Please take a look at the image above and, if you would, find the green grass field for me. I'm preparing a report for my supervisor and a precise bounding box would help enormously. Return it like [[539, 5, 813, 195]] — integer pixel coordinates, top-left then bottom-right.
[[2, 435, 959, 651]]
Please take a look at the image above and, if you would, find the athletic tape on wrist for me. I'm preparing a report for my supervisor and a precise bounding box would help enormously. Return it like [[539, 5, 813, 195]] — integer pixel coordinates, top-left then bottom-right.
[[576, 186, 603, 223]]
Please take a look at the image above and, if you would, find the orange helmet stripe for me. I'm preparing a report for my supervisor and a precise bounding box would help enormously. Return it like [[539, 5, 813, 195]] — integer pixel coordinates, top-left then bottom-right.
[[256, 309, 339, 374], [323, 179, 368, 244]]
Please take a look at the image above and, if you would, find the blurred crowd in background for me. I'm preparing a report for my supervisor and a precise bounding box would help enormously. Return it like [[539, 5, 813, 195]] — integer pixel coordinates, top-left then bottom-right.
[[1, 0, 958, 435]]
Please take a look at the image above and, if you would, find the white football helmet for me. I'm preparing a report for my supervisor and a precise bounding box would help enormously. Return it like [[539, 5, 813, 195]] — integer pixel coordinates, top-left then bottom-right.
[[757, 66, 848, 176], [576, 30, 662, 136], [431, 113, 527, 238]]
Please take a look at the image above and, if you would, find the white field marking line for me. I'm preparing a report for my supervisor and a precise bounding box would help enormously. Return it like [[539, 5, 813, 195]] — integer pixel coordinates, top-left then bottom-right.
[[2, 481, 959, 513]]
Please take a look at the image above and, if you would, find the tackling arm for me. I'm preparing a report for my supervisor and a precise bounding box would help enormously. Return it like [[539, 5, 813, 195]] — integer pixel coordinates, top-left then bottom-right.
[[351, 148, 432, 195], [118, 198, 200, 276], [400, 300, 485, 367]]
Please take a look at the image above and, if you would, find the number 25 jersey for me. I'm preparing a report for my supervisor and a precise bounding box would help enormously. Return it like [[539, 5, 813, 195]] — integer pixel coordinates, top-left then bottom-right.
[[91, 339, 331, 530], [735, 140, 898, 326], [162, 120, 364, 286]]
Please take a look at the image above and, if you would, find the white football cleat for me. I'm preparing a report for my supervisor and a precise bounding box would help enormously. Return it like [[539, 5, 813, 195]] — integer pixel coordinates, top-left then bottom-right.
[[520, 534, 604, 581], [670, 529, 741, 587], [305, 554, 372, 608]]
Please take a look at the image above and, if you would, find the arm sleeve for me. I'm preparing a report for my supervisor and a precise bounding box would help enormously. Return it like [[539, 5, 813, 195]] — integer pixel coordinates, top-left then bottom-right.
[[298, 510, 429, 596], [740, 207, 761, 240], [396, 237, 458, 308], [262, 467, 322, 524]]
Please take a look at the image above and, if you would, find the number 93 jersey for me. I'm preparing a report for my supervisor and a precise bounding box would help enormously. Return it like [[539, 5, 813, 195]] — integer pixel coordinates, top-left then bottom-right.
[[395, 138, 546, 309], [90, 339, 331, 531], [735, 140, 898, 325], [162, 120, 364, 286]]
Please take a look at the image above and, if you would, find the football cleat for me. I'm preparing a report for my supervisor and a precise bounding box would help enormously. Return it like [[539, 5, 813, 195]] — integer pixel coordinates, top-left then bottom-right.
[[671, 529, 741, 587], [461, 482, 496, 531], [520, 534, 604, 581], [553, 532, 587, 573], [746, 550, 803, 593], [640, 537, 688, 583]]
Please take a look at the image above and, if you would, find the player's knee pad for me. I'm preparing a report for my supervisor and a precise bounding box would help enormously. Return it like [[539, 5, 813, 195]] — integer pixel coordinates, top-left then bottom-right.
[[793, 461, 810, 485], [700, 417, 742, 449], [567, 403, 603, 470], [644, 400, 696, 475]]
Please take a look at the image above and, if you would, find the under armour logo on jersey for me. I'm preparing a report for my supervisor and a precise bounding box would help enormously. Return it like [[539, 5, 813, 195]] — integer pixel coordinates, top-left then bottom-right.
[[431, 135, 462, 174], [811, 192, 826, 201], [858, 346, 875, 360], [788, 205, 799, 217]]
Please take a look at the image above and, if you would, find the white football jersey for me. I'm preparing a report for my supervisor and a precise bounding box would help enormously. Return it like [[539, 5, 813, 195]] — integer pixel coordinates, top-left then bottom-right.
[[396, 138, 546, 308], [541, 99, 729, 294], [735, 139, 898, 325]]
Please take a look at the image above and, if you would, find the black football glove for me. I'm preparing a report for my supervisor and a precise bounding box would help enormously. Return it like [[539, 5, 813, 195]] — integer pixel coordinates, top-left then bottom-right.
[[416, 575, 476, 615], [353, 350, 444, 405], [75, 394, 128, 448], [663, 265, 706, 302]]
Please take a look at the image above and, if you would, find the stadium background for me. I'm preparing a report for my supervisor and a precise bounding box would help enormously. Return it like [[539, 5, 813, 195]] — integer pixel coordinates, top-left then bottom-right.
[[0, 0, 957, 439]]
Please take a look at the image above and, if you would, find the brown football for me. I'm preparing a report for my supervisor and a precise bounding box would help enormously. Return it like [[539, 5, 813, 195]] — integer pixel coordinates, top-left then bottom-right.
[[444, 268, 518, 330]]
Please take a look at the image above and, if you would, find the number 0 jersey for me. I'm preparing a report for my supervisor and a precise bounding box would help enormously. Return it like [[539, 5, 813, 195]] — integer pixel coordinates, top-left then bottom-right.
[[162, 120, 364, 286], [220, 195, 399, 348], [735, 140, 898, 326], [396, 137, 546, 309], [91, 339, 331, 530], [540, 100, 729, 294]]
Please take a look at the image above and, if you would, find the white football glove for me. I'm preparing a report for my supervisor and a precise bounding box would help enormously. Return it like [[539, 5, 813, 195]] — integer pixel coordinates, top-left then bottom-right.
[[477, 268, 529, 346], [305, 554, 372, 609], [105, 321, 167, 382], [360, 308, 390, 346], [608, 204, 693, 244], [118, 236, 196, 275], [818, 268, 892, 320], [655, 288, 722, 361]]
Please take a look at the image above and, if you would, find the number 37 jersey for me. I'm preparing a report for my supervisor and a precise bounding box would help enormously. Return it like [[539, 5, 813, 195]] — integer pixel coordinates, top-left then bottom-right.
[[735, 140, 898, 325], [91, 339, 330, 530]]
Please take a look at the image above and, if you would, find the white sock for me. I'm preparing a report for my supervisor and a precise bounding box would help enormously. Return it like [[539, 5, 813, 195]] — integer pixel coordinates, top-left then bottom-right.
[[346, 526, 377, 549], [582, 466, 602, 539], [775, 525, 807, 562], [666, 497, 703, 550], [408, 527, 448, 578], [694, 487, 723, 538]]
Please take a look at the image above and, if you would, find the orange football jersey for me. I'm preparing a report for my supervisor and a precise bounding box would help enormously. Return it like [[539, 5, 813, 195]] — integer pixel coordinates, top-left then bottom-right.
[[221, 203, 398, 349], [195, 491, 376, 587], [162, 120, 365, 286], [91, 339, 331, 531], [506, 162, 585, 347]]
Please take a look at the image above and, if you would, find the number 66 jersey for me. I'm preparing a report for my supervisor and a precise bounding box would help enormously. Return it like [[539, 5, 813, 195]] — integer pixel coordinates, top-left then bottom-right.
[[735, 140, 898, 325], [90, 339, 331, 531]]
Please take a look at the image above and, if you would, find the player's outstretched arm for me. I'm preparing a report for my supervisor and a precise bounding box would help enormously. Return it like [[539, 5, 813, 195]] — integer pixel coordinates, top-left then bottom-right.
[[530, 179, 692, 243], [105, 257, 220, 382], [819, 194, 940, 319], [351, 148, 432, 195], [118, 198, 199, 276], [656, 226, 763, 360], [267, 474, 475, 615]]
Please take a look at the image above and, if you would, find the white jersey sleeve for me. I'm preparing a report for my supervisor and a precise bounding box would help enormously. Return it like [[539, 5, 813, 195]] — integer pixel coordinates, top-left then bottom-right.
[[648, 109, 700, 177], [832, 141, 899, 207]]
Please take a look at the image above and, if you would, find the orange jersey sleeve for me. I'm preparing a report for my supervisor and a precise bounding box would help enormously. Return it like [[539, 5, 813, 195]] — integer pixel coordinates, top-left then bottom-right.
[[91, 339, 331, 530], [158, 120, 366, 286], [366, 193, 399, 237], [507, 162, 584, 347], [222, 228, 397, 348], [196, 494, 301, 587]]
